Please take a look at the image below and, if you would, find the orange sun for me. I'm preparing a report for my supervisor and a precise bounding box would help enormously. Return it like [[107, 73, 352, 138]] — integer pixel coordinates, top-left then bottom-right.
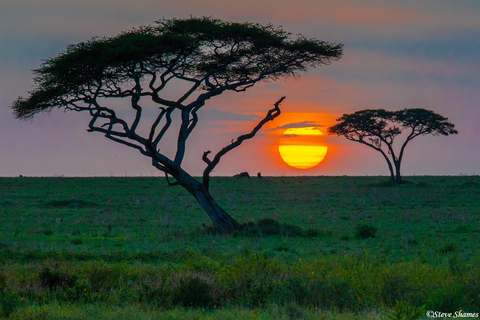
[[278, 127, 328, 169]]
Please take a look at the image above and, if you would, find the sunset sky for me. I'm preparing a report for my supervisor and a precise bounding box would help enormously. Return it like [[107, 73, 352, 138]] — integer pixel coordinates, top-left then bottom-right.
[[1, 0, 479, 177]]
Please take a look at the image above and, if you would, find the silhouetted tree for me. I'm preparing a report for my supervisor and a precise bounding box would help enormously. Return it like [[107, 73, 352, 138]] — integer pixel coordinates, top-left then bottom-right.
[[12, 17, 343, 231], [328, 108, 457, 183]]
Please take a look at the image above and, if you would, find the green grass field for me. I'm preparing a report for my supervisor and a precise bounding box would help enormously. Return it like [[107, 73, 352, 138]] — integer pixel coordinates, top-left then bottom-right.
[[0, 176, 479, 319]]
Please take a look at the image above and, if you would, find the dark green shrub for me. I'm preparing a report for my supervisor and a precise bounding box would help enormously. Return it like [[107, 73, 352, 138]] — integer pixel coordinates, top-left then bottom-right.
[[38, 263, 77, 289], [425, 286, 463, 314], [172, 276, 214, 308], [440, 242, 457, 253], [355, 224, 377, 239], [275, 243, 290, 252], [0, 272, 6, 291], [304, 229, 319, 237], [70, 238, 83, 245], [380, 272, 415, 306], [65, 278, 92, 302], [45, 200, 96, 208], [140, 278, 170, 307], [241, 219, 312, 237], [285, 277, 311, 305], [281, 224, 305, 237], [321, 279, 357, 311], [199, 219, 317, 238], [244, 277, 273, 307], [0, 291, 20, 318], [85, 263, 122, 291], [257, 218, 281, 235], [286, 303, 307, 320]]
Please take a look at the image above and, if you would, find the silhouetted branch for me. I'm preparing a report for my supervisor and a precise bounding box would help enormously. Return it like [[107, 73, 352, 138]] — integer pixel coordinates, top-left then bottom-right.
[[202, 96, 285, 190], [104, 134, 148, 156]]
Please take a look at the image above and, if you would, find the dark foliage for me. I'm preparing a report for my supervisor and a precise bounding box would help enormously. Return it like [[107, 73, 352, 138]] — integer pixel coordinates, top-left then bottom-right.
[[355, 224, 378, 239], [173, 276, 215, 308], [39, 263, 78, 289], [198, 218, 318, 238], [45, 199, 97, 208]]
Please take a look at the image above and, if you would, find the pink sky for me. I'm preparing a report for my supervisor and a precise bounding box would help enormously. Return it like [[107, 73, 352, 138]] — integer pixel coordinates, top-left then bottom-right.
[[1, 0, 479, 177]]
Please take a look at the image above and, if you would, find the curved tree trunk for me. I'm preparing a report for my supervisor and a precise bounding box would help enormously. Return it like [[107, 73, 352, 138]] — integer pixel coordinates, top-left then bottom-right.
[[377, 149, 395, 182], [194, 186, 241, 232], [176, 174, 241, 232], [388, 169, 396, 183]]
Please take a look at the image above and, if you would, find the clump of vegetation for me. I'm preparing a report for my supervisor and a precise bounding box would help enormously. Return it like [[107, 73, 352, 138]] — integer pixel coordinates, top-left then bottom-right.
[[172, 276, 215, 308], [38, 262, 78, 290], [70, 238, 83, 245], [387, 300, 425, 320], [44, 199, 96, 208], [198, 218, 318, 238], [355, 224, 378, 239], [440, 242, 457, 253], [251, 218, 302, 236], [241, 218, 319, 237], [0, 290, 20, 318], [275, 242, 291, 252]]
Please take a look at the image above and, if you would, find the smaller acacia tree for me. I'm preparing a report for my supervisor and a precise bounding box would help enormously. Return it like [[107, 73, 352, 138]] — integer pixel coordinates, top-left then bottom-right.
[[328, 108, 458, 183]]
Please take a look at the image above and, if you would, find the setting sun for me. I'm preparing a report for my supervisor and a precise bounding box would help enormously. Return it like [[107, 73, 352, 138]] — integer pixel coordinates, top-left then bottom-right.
[[278, 127, 328, 169]]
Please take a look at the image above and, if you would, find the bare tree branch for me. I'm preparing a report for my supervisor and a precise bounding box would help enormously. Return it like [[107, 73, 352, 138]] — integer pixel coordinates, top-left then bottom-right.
[[202, 96, 285, 190], [153, 107, 175, 148], [130, 76, 143, 134], [104, 134, 148, 156]]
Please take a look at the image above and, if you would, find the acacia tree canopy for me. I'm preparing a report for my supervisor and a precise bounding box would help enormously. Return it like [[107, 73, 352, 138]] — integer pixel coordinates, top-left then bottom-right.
[[12, 17, 343, 231], [328, 108, 457, 183]]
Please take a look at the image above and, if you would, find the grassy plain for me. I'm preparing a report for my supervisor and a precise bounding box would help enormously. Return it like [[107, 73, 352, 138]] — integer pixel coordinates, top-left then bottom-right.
[[0, 176, 479, 319]]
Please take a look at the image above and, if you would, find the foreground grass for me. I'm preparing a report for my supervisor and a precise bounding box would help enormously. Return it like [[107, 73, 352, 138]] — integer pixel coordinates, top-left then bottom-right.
[[6, 303, 390, 320], [1, 176, 479, 318]]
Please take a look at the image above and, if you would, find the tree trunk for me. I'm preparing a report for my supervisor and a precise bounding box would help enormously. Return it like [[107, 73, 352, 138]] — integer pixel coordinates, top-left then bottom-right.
[[158, 161, 241, 232], [394, 160, 402, 183], [376, 148, 395, 182], [193, 186, 241, 232], [389, 171, 396, 183], [386, 163, 395, 182]]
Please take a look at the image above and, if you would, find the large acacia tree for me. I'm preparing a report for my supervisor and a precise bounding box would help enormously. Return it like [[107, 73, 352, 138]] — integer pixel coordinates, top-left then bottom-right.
[[12, 17, 343, 231], [328, 108, 457, 183]]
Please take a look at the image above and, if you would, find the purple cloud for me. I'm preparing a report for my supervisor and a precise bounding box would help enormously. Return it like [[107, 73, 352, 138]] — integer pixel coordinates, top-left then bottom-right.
[[267, 121, 324, 132]]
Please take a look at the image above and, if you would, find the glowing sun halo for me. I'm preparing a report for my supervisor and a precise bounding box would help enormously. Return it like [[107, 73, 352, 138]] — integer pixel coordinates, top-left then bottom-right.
[[278, 127, 328, 169]]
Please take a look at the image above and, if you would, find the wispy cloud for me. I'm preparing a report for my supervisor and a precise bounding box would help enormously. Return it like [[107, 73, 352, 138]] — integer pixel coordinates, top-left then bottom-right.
[[267, 121, 324, 132], [266, 83, 280, 90], [331, 6, 418, 25], [202, 109, 261, 122]]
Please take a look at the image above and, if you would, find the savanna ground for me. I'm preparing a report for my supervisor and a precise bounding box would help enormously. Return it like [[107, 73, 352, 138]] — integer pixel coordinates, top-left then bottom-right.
[[0, 176, 479, 319]]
